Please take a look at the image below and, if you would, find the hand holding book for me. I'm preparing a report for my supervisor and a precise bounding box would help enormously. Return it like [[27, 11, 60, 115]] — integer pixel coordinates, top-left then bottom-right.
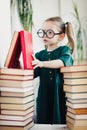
[[32, 55, 43, 69]]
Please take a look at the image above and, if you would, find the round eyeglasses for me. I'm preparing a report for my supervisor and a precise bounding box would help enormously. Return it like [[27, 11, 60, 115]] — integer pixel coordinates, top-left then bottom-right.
[[37, 29, 62, 39]]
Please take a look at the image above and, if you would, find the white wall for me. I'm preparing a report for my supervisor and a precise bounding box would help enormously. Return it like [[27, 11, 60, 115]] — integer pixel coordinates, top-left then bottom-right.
[[60, 0, 87, 21], [0, 0, 11, 67]]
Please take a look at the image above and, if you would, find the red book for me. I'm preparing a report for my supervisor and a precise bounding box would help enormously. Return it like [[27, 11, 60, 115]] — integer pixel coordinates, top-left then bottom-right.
[[4, 30, 34, 69], [19, 30, 34, 69], [4, 31, 21, 68]]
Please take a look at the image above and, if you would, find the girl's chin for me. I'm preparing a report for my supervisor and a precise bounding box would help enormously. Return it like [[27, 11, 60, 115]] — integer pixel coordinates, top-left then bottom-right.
[[43, 42, 48, 45]]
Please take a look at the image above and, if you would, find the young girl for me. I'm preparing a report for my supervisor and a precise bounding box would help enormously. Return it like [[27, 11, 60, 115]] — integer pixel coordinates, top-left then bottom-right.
[[32, 16, 75, 124]]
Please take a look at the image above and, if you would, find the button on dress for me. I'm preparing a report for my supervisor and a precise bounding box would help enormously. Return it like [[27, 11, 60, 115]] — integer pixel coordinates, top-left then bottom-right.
[[34, 46, 74, 124]]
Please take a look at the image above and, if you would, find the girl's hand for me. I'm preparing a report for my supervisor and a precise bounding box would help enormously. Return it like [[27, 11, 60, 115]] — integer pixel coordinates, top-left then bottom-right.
[[32, 55, 43, 69]]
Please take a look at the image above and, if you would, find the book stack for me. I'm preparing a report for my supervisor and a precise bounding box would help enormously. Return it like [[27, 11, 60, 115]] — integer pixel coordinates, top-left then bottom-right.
[[61, 65, 87, 130], [0, 68, 35, 130]]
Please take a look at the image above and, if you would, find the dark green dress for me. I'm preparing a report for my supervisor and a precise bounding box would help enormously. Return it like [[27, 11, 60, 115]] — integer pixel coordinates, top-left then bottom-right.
[[34, 46, 74, 124]]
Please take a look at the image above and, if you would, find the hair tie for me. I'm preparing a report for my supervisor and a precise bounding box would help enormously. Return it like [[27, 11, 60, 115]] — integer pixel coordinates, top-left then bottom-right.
[[64, 22, 68, 28], [65, 22, 68, 25]]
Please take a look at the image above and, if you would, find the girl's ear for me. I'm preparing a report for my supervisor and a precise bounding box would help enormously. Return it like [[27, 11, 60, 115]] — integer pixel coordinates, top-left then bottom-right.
[[59, 33, 65, 40]]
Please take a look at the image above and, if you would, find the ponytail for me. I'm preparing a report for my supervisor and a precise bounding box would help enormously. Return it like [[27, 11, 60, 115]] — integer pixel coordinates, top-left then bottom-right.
[[65, 22, 75, 53]]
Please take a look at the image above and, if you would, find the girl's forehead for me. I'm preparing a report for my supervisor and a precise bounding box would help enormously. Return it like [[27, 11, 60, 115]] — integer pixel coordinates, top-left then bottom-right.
[[42, 21, 61, 30]]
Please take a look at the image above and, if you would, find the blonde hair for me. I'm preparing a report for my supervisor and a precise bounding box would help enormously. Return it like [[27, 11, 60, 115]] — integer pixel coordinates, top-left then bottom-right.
[[45, 17, 75, 53]]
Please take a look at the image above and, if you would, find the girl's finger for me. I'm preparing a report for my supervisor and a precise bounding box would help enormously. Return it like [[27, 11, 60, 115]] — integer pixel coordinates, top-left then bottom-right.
[[32, 54, 36, 60], [32, 61, 36, 65], [33, 65, 38, 69]]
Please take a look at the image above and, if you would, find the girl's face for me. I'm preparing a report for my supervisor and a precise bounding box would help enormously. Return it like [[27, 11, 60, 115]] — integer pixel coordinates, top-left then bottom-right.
[[40, 21, 64, 46]]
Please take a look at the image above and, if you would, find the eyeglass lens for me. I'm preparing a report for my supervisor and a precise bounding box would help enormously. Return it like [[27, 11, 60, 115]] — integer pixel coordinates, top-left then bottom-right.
[[37, 29, 55, 38]]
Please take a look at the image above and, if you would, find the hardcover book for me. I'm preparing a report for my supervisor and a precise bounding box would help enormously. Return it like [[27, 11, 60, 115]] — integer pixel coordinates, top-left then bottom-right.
[[4, 31, 21, 68], [66, 101, 87, 108], [67, 98, 87, 104], [0, 74, 33, 80], [66, 116, 87, 126], [64, 78, 87, 85], [65, 92, 87, 99], [0, 117, 33, 126], [0, 94, 34, 104], [20, 30, 34, 69], [0, 86, 34, 93], [1, 106, 34, 116], [4, 30, 34, 69], [0, 89, 34, 97], [63, 71, 87, 78], [67, 111, 87, 119], [0, 112, 34, 121], [67, 122, 87, 130], [0, 121, 34, 130], [0, 68, 34, 75], [1, 101, 34, 110], [67, 107, 87, 115], [64, 84, 87, 93], [0, 79, 34, 87], [61, 65, 87, 73]]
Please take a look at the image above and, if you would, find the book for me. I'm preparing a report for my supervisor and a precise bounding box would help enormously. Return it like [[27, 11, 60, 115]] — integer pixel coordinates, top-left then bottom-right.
[[4, 30, 34, 69], [67, 122, 87, 130], [67, 111, 87, 119], [0, 89, 34, 97], [19, 30, 34, 69], [0, 111, 33, 121], [0, 117, 33, 126], [61, 65, 87, 73], [65, 92, 87, 99], [0, 121, 34, 130], [4, 31, 21, 68], [63, 71, 87, 78], [66, 101, 87, 108], [0, 111, 34, 121], [0, 94, 34, 104], [64, 84, 87, 93], [0, 79, 34, 87], [66, 116, 87, 126], [67, 98, 87, 103], [1, 101, 34, 110], [64, 78, 87, 85], [0, 86, 34, 92], [67, 107, 87, 115], [0, 68, 34, 76], [1, 106, 34, 116], [0, 74, 33, 80]]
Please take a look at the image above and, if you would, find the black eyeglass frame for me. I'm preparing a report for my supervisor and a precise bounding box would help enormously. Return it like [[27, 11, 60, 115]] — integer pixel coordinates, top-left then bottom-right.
[[37, 29, 63, 39]]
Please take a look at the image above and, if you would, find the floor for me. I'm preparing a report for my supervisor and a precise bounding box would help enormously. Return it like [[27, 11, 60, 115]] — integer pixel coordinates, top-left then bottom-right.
[[30, 124, 69, 130]]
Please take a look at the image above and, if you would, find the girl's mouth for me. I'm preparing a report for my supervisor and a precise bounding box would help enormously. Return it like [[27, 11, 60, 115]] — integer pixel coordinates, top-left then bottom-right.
[[43, 39, 48, 43]]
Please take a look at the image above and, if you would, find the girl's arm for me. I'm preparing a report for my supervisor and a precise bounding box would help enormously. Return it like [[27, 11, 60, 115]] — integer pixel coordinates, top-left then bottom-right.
[[32, 58, 64, 69]]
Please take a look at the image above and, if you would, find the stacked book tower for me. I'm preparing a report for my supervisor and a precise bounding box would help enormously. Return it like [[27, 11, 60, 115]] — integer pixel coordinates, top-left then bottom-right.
[[0, 68, 35, 130], [0, 30, 35, 130], [61, 65, 87, 130]]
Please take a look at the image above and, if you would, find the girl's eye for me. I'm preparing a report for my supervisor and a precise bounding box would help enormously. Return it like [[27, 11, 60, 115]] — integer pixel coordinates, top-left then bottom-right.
[[49, 31, 52, 34], [47, 30, 53, 35], [48, 31, 52, 34]]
